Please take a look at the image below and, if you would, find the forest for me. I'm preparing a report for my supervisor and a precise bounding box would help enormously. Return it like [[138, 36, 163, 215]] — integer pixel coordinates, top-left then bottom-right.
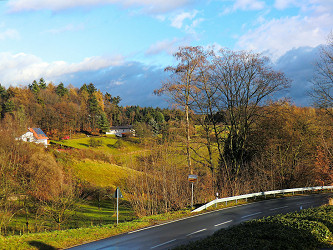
[[0, 34, 332, 239]]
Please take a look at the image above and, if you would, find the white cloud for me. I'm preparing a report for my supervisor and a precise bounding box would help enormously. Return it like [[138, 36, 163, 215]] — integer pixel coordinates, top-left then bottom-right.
[[233, 0, 265, 10], [145, 38, 188, 55], [46, 24, 84, 34], [7, 0, 192, 13], [274, 0, 297, 10], [274, 0, 333, 13], [110, 80, 124, 86], [170, 10, 198, 28], [237, 8, 333, 60], [223, 0, 265, 14], [0, 52, 124, 87], [0, 29, 20, 40]]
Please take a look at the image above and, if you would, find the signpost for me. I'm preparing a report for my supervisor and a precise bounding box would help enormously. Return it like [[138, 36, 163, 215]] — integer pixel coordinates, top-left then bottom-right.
[[188, 174, 198, 209], [113, 187, 123, 225]]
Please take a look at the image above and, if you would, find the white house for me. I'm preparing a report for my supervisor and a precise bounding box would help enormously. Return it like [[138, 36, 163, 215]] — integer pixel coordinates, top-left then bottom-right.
[[19, 128, 49, 146], [106, 125, 135, 137]]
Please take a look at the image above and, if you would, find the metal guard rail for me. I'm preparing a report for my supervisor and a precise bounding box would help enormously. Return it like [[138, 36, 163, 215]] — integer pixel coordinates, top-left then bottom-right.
[[192, 186, 333, 213]]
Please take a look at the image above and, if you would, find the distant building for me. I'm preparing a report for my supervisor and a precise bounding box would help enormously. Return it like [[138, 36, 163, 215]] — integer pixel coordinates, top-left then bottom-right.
[[106, 125, 135, 137], [19, 128, 49, 146]]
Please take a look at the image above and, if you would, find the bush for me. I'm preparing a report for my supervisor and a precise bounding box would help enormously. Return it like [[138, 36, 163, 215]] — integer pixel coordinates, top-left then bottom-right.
[[112, 140, 124, 149], [89, 138, 103, 147]]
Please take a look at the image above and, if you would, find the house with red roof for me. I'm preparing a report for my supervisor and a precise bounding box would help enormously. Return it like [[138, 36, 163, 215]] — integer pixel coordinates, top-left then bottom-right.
[[19, 128, 49, 146]]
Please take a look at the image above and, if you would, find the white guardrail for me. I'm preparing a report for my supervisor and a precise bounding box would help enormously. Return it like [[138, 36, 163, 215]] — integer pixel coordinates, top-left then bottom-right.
[[192, 186, 333, 213]]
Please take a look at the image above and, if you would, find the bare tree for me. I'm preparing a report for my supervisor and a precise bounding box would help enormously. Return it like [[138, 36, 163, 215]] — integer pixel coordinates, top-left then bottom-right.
[[155, 46, 208, 174], [312, 32, 333, 110], [211, 49, 290, 195]]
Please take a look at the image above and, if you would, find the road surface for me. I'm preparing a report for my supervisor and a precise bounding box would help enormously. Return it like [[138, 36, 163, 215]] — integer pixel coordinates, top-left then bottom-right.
[[68, 193, 331, 250]]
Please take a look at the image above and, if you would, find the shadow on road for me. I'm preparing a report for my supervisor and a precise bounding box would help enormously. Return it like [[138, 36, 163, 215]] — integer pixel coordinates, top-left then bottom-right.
[[28, 241, 57, 250]]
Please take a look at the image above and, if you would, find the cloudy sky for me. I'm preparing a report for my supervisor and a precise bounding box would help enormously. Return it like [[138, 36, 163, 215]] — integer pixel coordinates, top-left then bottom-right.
[[0, 0, 332, 107]]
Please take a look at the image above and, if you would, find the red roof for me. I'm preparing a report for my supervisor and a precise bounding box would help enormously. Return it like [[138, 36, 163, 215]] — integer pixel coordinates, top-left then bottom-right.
[[28, 128, 49, 140]]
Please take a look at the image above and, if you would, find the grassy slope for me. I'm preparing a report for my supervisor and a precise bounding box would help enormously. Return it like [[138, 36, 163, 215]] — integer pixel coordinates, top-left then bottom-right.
[[52, 135, 146, 185], [4, 135, 146, 238], [52, 135, 147, 166], [71, 159, 138, 188]]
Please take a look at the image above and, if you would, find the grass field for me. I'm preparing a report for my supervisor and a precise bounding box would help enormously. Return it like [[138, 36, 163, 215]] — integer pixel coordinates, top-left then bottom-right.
[[51, 135, 148, 166], [71, 159, 139, 188], [6, 198, 137, 236]]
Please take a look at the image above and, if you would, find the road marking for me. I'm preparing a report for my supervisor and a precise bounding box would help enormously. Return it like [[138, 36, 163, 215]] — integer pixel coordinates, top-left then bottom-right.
[[150, 239, 177, 249], [214, 220, 233, 227], [128, 195, 315, 235], [128, 203, 250, 234], [241, 212, 262, 219], [297, 202, 312, 205], [270, 205, 288, 211], [187, 228, 207, 236]]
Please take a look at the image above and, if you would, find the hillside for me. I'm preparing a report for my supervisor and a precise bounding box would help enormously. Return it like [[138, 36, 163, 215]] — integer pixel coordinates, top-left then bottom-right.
[[51, 135, 146, 188]]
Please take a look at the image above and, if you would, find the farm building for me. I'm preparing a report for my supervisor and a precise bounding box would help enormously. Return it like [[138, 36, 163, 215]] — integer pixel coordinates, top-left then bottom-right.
[[106, 125, 135, 137], [19, 128, 49, 146]]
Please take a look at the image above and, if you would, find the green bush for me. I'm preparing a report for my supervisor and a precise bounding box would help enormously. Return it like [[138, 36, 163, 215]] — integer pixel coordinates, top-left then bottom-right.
[[89, 138, 103, 147], [112, 140, 124, 149]]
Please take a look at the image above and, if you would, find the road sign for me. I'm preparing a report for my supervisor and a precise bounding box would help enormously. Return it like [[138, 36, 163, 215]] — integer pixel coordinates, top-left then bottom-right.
[[113, 188, 123, 198], [188, 174, 198, 183], [113, 187, 123, 225]]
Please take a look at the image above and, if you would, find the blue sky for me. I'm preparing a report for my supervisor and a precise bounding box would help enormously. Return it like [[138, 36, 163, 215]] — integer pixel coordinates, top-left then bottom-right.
[[0, 0, 332, 107]]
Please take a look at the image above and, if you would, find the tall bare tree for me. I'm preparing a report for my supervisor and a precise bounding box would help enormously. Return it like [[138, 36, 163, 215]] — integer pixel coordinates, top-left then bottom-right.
[[211, 49, 290, 195], [155, 46, 208, 174], [312, 32, 333, 110]]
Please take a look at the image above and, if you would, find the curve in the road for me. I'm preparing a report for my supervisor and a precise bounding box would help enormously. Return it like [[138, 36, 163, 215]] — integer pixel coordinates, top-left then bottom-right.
[[68, 193, 331, 250]]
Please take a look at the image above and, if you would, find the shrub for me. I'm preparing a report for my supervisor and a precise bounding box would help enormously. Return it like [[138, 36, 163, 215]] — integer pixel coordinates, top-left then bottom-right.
[[89, 138, 103, 147]]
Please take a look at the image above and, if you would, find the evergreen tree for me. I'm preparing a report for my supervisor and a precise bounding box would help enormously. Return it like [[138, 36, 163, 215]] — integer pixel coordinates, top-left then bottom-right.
[[29, 80, 40, 94], [98, 112, 110, 133], [80, 83, 88, 93], [87, 83, 97, 95], [0, 84, 7, 99], [56, 82, 68, 97], [3, 99, 15, 114], [38, 78, 47, 89]]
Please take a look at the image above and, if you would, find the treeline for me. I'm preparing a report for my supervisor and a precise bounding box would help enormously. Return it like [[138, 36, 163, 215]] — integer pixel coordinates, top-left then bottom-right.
[[0, 80, 179, 138]]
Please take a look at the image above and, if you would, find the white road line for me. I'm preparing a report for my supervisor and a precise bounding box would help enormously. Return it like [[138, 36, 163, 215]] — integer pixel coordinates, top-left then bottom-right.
[[128, 203, 250, 234], [241, 212, 262, 219], [187, 228, 207, 236], [297, 202, 312, 205], [150, 239, 177, 249], [270, 205, 288, 211], [214, 220, 233, 227]]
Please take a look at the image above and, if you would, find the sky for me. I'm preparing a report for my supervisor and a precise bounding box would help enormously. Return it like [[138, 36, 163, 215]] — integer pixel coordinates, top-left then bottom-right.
[[0, 0, 332, 107]]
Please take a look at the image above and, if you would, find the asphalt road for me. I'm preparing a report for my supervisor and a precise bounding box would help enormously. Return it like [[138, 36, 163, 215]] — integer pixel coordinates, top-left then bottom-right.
[[68, 193, 331, 250]]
